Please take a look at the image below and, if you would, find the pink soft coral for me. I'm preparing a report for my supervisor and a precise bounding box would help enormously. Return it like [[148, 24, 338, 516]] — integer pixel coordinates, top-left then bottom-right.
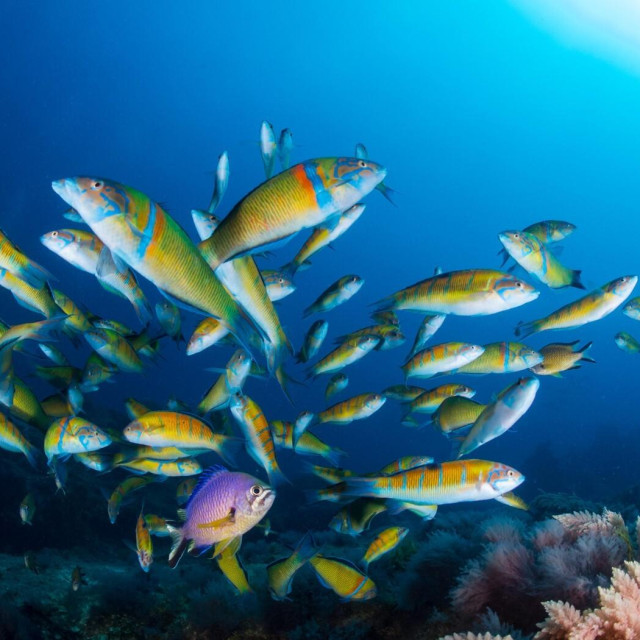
[[535, 561, 640, 640]]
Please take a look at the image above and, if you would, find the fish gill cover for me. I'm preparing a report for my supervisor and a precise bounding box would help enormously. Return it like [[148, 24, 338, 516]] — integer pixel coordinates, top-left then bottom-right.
[[1, 2, 640, 639]]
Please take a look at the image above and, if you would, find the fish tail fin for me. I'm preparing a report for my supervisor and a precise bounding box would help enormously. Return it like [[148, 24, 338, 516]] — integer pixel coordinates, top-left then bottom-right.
[[294, 531, 318, 564], [224, 311, 262, 365], [514, 319, 540, 339], [167, 524, 187, 569], [342, 477, 377, 498], [376, 182, 397, 206], [358, 558, 370, 572], [24, 443, 44, 470], [132, 292, 154, 326], [280, 262, 298, 279], [268, 463, 290, 488], [571, 270, 585, 290], [216, 437, 243, 468], [371, 293, 396, 312], [579, 341, 596, 363], [275, 364, 303, 404], [497, 247, 510, 267], [19, 258, 56, 288], [324, 446, 347, 467]]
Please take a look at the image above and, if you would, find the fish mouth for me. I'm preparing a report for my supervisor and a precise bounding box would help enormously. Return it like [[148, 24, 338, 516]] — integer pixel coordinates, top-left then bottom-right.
[[51, 179, 68, 199]]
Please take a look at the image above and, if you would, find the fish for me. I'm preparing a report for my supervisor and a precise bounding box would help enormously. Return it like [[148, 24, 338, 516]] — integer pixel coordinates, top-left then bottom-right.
[[207, 151, 230, 214], [135, 507, 153, 572], [382, 385, 427, 402], [0, 268, 60, 318], [143, 514, 169, 537], [495, 491, 529, 510], [277, 128, 294, 171], [116, 457, 202, 477], [176, 477, 198, 506], [336, 324, 405, 351], [402, 342, 485, 379], [267, 531, 317, 601], [167, 465, 275, 568], [229, 393, 287, 486], [407, 314, 446, 359], [499, 231, 583, 289], [125, 397, 150, 420], [303, 275, 364, 317], [371, 310, 399, 326], [74, 451, 113, 472], [261, 270, 296, 302], [335, 459, 525, 505], [41, 394, 74, 418], [155, 301, 183, 343], [457, 377, 540, 457], [359, 526, 409, 571], [19, 493, 35, 525], [44, 416, 111, 463], [198, 157, 386, 269], [309, 555, 377, 601], [35, 365, 83, 390], [0, 228, 53, 287], [107, 476, 157, 524], [123, 411, 240, 466], [622, 297, 640, 321], [297, 320, 329, 363], [317, 392, 386, 425], [260, 120, 278, 178], [354, 142, 396, 203], [214, 536, 252, 595], [2, 376, 50, 431], [39, 343, 69, 366], [71, 566, 87, 591], [197, 349, 253, 414], [325, 373, 349, 400], [271, 421, 346, 466], [41, 229, 153, 324], [283, 204, 365, 276], [456, 342, 542, 374], [85, 328, 143, 373], [498, 219, 576, 266], [293, 410, 315, 447], [82, 352, 118, 389], [615, 331, 640, 354], [24, 551, 40, 575], [328, 499, 387, 536], [193, 210, 292, 388], [406, 384, 476, 415], [305, 464, 356, 484], [309, 335, 380, 377], [186, 317, 230, 356], [0, 413, 39, 468], [432, 396, 487, 434], [376, 269, 539, 316], [115, 445, 210, 463], [516, 276, 637, 338], [529, 340, 595, 377], [51, 177, 260, 356]]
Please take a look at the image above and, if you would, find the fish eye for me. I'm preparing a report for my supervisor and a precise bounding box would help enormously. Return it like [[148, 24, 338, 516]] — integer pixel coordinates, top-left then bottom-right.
[[92, 181, 103, 189], [51, 231, 58, 237], [507, 470, 515, 477], [250, 485, 263, 496], [278, 278, 284, 284], [515, 281, 523, 288], [358, 160, 366, 168]]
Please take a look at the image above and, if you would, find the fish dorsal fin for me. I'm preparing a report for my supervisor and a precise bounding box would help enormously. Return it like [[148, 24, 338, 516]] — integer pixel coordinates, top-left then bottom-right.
[[185, 464, 228, 508]]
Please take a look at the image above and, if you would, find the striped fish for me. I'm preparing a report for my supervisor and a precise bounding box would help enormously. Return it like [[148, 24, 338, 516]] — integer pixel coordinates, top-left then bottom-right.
[[304, 275, 363, 317], [309, 555, 377, 602], [317, 393, 386, 425], [123, 411, 240, 467], [271, 421, 346, 466], [283, 204, 365, 276], [0, 228, 53, 287], [336, 459, 525, 505], [456, 342, 542, 374], [198, 157, 386, 269], [407, 314, 446, 359], [51, 177, 260, 357], [85, 328, 143, 373], [40, 228, 152, 324], [135, 508, 153, 572], [499, 219, 576, 266], [402, 342, 484, 379], [0, 268, 59, 317], [107, 476, 156, 524], [197, 349, 252, 414], [336, 324, 405, 351], [267, 532, 317, 601], [309, 334, 379, 377], [499, 231, 583, 289], [516, 276, 637, 338], [0, 413, 39, 468], [186, 317, 230, 356], [458, 377, 539, 458], [44, 416, 111, 462], [117, 457, 202, 476], [406, 384, 476, 415], [383, 385, 427, 403], [229, 393, 287, 486], [376, 269, 539, 316], [360, 526, 408, 571]]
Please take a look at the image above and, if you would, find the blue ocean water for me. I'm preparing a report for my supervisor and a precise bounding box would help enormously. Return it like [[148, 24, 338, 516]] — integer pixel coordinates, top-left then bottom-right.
[[2, 2, 640, 638]]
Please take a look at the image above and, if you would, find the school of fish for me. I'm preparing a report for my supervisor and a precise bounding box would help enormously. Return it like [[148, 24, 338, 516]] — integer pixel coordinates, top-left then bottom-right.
[[0, 122, 636, 601]]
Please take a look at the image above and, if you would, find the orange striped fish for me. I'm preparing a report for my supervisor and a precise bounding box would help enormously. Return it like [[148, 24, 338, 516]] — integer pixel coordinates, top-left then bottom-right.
[[0, 228, 53, 287], [199, 157, 386, 269], [317, 393, 386, 425], [376, 269, 539, 316], [337, 459, 525, 505], [271, 421, 345, 466], [51, 177, 260, 356], [229, 394, 287, 486], [309, 555, 377, 602], [406, 384, 476, 415], [402, 342, 484, 379], [122, 411, 240, 467], [359, 526, 408, 571]]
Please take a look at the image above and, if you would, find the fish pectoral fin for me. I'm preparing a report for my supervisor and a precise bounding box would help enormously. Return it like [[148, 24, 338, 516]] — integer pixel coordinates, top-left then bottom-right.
[[197, 507, 236, 530], [96, 247, 128, 278]]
